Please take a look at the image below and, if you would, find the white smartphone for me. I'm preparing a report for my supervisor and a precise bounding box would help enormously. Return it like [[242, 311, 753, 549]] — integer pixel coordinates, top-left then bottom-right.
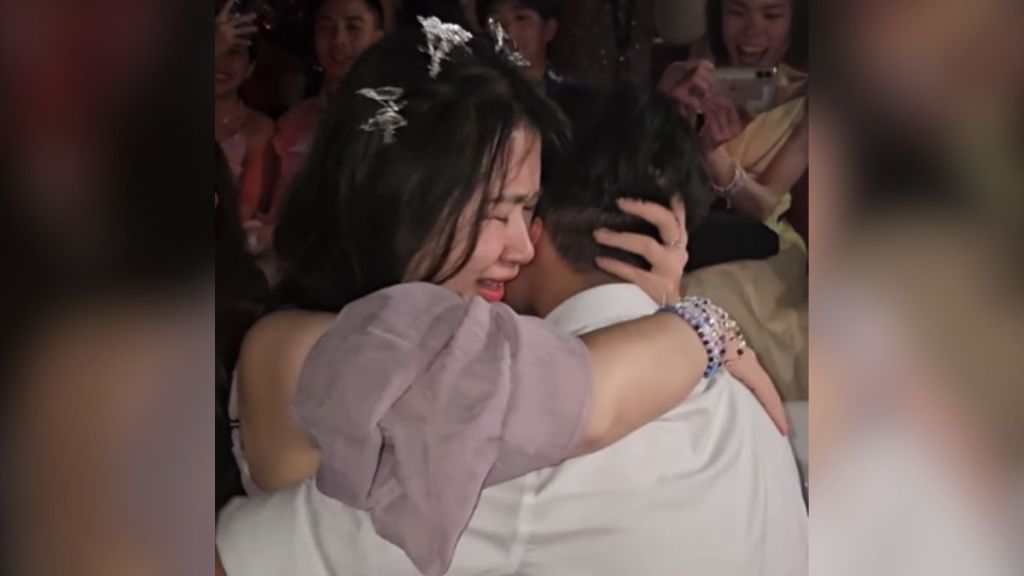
[[712, 67, 779, 115]]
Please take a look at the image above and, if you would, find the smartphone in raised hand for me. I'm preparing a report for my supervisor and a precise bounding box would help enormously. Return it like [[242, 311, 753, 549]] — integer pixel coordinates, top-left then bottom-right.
[[711, 67, 779, 116]]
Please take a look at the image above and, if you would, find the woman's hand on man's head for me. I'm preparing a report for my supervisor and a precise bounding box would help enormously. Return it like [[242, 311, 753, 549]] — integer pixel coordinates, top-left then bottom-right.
[[594, 197, 688, 305]]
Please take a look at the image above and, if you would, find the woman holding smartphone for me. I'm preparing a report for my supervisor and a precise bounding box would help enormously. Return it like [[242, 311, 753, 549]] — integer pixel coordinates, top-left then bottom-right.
[[657, 0, 810, 409], [659, 0, 808, 256]]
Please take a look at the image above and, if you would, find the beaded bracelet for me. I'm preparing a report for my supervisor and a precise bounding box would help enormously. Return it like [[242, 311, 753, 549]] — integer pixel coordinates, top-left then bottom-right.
[[698, 298, 743, 346], [659, 296, 736, 378], [711, 161, 746, 201]]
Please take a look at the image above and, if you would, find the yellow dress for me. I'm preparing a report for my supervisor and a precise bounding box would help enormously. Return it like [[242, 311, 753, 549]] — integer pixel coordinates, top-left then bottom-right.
[[686, 65, 810, 401], [724, 64, 808, 251]]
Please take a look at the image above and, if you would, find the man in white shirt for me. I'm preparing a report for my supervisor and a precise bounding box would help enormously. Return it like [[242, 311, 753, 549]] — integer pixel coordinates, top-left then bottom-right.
[[496, 84, 807, 575]]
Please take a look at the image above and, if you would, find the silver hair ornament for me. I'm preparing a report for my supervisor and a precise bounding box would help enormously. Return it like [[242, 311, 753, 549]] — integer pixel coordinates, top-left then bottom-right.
[[488, 18, 530, 68], [418, 15, 474, 78], [357, 86, 407, 144]]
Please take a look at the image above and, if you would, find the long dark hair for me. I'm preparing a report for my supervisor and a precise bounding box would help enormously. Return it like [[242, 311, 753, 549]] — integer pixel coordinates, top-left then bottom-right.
[[274, 22, 568, 312], [706, 0, 808, 71]]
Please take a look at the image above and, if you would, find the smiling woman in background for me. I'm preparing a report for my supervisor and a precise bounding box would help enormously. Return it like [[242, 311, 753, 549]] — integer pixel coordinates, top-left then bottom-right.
[[660, 0, 808, 258], [658, 0, 811, 411]]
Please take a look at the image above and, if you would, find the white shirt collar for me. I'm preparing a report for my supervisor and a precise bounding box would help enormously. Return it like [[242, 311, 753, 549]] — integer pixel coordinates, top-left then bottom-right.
[[545, 283, 658, 336]]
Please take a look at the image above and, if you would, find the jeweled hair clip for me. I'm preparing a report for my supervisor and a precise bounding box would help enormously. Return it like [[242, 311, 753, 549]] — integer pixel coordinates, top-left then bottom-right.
[[357, 86, 407, 144], [488, 18, 530, 68], [417, 15, 474, 78]]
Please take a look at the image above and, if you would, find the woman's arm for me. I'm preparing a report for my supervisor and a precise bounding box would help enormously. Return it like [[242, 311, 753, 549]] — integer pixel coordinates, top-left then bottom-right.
[[237, 307, 708, 485], [704, 115, 809, 222], [236, 310, 332, 492], [572, 312, 707, 455]]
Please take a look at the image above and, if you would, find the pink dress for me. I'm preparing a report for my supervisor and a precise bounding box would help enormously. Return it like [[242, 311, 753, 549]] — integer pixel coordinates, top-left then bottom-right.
[[269, 94, 328, 216], [217, 130, 247, 184], [217, 103, 264, 183], [217, 105, 269, 219]]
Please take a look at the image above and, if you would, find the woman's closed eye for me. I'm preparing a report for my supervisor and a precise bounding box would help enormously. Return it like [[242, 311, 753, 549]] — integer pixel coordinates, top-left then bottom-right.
[[487, 204, 515, 224], [488, 190, 540, 224], [488, 204, 534, 225]]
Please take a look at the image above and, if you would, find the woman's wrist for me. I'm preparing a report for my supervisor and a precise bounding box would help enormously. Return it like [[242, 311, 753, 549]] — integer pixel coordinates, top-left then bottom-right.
[[657, 297, 745, 378], [710, 163, 747, 201], [704, 147, 747, 206], [704, 145, 735, 187]]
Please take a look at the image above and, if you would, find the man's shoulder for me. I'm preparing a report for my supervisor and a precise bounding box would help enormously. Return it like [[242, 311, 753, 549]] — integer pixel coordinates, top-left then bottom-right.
[[549, 284, 658, 336]]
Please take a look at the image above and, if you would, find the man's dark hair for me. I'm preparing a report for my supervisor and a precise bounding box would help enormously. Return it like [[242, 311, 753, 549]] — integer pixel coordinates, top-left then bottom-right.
[[477, 0, 561, 27], [540, 83, 711, 273]]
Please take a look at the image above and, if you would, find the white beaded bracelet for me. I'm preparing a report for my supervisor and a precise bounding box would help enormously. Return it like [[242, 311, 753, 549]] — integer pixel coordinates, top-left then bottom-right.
[[711, 161, 746, 200]]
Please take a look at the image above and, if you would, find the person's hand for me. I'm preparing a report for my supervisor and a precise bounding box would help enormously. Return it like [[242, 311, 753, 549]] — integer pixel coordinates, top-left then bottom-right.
[[657, 59, 715, 117], [594, 197, 687, 305], [698, 95, 746, 151], [243, 217, 275, 256], [724, 346, 791, 436], [216, 0, 259, 57]]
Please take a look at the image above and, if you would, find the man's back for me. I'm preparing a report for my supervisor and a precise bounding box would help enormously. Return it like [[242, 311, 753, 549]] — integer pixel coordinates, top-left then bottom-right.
[[513, 283, 807, 575]]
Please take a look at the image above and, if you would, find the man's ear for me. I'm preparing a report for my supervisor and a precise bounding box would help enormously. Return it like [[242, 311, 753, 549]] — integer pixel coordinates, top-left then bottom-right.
[[543, 18, 558, 45], [529, 216, 544, 245]]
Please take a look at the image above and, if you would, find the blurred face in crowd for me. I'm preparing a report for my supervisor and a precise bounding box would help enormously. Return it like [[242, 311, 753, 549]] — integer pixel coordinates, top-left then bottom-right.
[[314, 0, 384, 85], [486, 1, 558, 80], [721, 0, 792, 67], [214, 44, 253, 98], [838, 0, 1022, 138], [431, 126, 541, 303]]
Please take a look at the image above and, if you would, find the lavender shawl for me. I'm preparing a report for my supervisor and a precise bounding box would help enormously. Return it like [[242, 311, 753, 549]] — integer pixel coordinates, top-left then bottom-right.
[[292, 283, 593, 575]]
